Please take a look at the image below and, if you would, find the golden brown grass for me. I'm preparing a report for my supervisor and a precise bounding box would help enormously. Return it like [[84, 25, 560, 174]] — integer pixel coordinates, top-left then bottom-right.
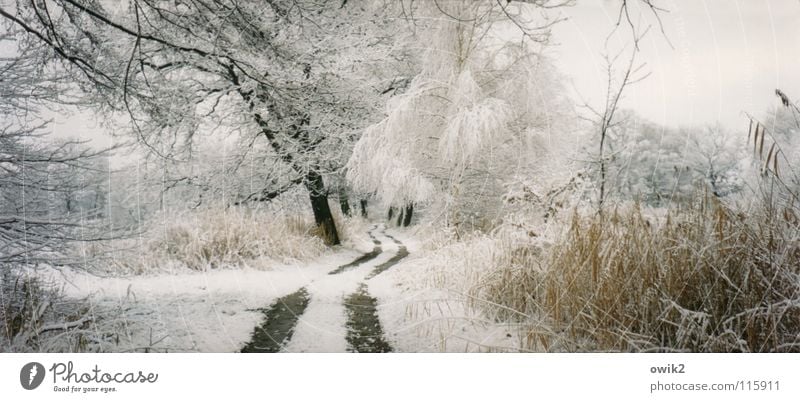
[[478, 195, 800, 352]]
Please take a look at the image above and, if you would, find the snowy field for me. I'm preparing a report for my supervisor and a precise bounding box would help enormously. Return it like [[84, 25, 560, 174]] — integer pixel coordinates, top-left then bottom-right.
[[25, 224, 525, 353]]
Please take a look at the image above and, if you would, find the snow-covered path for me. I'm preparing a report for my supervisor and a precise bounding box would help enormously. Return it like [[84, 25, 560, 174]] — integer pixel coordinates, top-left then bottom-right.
[[246, 225, 408, 352], [46, 223, 411, 352], [37, 223, 531, 352]]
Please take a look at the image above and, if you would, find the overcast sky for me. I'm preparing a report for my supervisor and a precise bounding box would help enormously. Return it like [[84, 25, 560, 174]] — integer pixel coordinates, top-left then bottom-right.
[[549, 0, 800, 130]]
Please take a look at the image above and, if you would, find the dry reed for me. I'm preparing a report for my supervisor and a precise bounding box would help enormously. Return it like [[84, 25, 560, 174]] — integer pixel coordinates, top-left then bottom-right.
[[479, 194, 800, 352]]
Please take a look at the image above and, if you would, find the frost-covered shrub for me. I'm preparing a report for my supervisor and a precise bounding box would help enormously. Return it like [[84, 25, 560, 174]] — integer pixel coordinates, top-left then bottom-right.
[[147, 207, 326, 270]]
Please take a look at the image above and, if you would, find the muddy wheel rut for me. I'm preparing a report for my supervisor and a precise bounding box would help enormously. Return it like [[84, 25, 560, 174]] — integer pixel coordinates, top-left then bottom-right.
[[344, 283, 393, 353], [365, 246, 408, 280], [241, 287, 310, 353], [328, 226, 382, 275]]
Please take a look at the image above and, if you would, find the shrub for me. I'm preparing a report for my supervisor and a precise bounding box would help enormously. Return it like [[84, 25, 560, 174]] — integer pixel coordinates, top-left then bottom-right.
[[149, 207, 327, 270]]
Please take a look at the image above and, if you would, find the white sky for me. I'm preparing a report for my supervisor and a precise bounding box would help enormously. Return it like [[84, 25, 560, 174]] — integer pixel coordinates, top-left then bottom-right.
[[548, 0, 800, 129]]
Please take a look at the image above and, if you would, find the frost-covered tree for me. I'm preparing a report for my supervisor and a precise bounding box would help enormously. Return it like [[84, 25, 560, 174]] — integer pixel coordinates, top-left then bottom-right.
[[0, 0, 403, 245], [347, 1, 577, 231], [598, 111, 745, 205], [600, 113, 697, 204], [684, 124, 743, 198], [0, 31, 109, 265]]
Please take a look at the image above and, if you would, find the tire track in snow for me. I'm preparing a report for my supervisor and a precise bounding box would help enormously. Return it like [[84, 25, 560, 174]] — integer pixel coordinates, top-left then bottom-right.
[[327, 226, 382, 275], [240, 287, 310, 353], [364, 232, 408, 280], [241, 225, 408, 352], [344, 283, 393, 352], [282, 227, 398, 352], [242, 226, 386, 352], [364, 246, 408, 280], [343, 229, 408, 352]]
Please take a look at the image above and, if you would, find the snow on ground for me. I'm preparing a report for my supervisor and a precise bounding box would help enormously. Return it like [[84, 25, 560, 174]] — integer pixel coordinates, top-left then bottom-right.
[[41, 245, 366, 352], [369, 227, 525, 352], [30, 222, 521, 352]]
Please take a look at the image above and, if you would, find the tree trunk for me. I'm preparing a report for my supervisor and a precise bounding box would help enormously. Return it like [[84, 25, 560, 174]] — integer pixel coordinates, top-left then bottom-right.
[[396, 207, 404, 226], [360, 199, 368, 218], [239, 85, 341, 245], [402, 204, 413, 227], [305, 170, 340, 246], [338, 187, 351, 216], [387, 207, 394, 221]]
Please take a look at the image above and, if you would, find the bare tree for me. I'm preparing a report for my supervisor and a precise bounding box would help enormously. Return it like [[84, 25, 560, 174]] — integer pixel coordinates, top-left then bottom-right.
[[580, 32, 650, 210]]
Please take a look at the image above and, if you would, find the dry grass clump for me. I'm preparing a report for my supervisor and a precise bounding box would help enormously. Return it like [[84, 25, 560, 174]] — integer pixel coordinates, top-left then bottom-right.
[[1, 270, 95, 352], [473, 244, 544, 322], [149, 207, 326, 270], [480, 195, 800, 352]]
